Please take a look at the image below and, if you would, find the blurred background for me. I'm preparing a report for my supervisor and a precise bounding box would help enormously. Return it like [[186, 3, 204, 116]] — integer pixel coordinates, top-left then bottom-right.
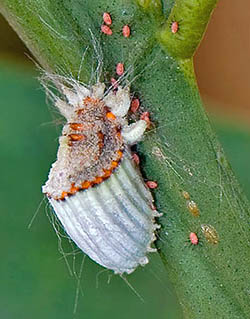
[[0, 0, 250, 318]]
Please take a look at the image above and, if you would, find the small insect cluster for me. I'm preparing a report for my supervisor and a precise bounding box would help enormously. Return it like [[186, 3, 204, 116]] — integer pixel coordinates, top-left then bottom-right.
[[182, 191, 219, 246], [42, 12, 161, 275], [101, 12, 131, 38]]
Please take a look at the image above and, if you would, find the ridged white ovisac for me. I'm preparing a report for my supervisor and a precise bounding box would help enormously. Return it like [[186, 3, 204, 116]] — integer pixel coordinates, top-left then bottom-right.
[[42, 79, 162, 274]]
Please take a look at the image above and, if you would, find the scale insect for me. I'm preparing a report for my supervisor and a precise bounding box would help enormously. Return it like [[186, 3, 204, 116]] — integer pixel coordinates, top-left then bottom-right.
[[201, 224, 219, 244], [186, 200, 200, 217], [42, 74, 162, 274]]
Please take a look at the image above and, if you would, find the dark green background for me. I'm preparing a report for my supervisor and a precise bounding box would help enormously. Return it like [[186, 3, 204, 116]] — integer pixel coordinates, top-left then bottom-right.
[[1, 61, 249, 318]]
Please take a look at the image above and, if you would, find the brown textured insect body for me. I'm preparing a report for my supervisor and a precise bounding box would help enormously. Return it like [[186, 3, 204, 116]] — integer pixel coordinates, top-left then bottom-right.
[[44, 95, 123, 200]]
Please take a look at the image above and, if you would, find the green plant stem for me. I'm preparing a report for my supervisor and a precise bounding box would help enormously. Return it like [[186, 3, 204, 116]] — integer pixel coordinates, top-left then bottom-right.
[[1, 0, 249, 318], [159, 0, 218, 59]]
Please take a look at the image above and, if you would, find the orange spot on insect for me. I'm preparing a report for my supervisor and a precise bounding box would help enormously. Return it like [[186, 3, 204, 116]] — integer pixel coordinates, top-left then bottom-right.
[[130, 98, 140, 113], [189, 232, 199, 245], [146, 181, 158, 189], [116, 131, 122, 139], [82, 181, 91, 189], [70, 123, 85, 131], [116, 150, 123, 159], [69, 134, 86, 141], [83, 96, 92, 104], [132, 153, 140, 165], [116, 63, 124, 76], [106, 112, 116, 120], [102, 169, 112, 178], [122, 25, 130, 38], [61, 191, 68, 199], [103, 12, 112, 25], [69, 183, 79, 195], [171, 21, 179, 34], [101, 24, 112, 35], [93, 176, 103, 184], [111, 161, 119, 168], [140, 112, 151, 127]]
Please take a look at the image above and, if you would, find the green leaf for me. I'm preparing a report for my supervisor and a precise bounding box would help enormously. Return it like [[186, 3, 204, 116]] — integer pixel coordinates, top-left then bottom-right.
[[1, 0, 249, 318]]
